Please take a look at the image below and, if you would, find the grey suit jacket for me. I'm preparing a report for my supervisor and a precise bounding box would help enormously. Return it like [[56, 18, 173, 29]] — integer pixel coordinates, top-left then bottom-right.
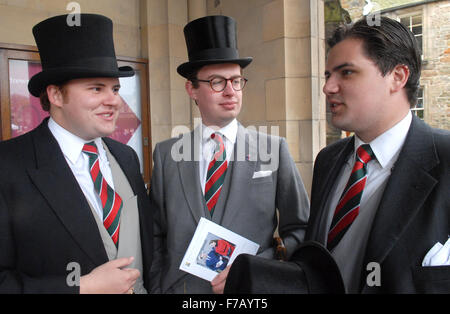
[[306, 115, 450, 293], [149, 123, 310, 293]]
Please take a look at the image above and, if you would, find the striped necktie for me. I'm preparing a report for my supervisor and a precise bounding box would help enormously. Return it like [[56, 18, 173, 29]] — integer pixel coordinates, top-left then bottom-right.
[[204, 133, 228, 216], [327, 144, 376, 251], [82, 142, 123, 247]]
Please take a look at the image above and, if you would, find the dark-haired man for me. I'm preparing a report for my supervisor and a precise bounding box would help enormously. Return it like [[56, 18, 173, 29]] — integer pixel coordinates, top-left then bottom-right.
[[306, 16, 449, 293]]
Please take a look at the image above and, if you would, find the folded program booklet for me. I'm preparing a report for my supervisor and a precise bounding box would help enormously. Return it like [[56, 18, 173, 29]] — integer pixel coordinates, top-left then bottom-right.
[[179, 217, 260, 282]]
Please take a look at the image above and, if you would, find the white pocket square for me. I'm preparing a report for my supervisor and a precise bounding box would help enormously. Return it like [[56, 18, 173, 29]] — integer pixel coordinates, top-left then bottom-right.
[[252, 170, 272, 179], [422, 237, 450, 266]]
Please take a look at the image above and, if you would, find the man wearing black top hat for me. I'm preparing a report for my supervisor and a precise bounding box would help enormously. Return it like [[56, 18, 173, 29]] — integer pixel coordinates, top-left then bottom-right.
[[0, 14, 153, 293], [149, 15, 310, 294]]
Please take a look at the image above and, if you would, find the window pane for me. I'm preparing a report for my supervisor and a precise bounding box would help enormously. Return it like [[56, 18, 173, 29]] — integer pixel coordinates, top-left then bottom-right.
[[412, 25, 422, 35], [400, 17, 410, 26], [415, 101, 423, 109], [9, 59, 49, 138], [115, 72, 144, 174], [416, 87, 424, 109], [411, 15, 422, 25], [418, 88, 423, 98], [416, 35, 423, 53]]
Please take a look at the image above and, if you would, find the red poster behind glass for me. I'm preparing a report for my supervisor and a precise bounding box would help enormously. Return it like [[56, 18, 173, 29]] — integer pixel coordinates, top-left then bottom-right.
[[9, 60, 49, 138]]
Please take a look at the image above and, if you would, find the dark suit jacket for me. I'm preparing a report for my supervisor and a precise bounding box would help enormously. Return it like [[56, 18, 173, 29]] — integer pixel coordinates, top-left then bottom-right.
[[0, 119, 153, 293], [306, 115, 450, 293]]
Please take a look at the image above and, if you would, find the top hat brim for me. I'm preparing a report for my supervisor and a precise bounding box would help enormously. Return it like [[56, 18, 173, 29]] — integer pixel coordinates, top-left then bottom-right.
[[290, 241, 345, 294], [224, 241, 345, 294], [177, 57, 253, 79], [28, 66, 135, 97]]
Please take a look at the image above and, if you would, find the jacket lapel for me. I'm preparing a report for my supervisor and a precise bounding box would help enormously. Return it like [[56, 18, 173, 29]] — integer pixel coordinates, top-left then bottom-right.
[[220, 125, 258, 228], [308, 137, 354, 243], [177, 128, 207, 223], [363, 116, 439, 273], [27, 121, 108, 266]]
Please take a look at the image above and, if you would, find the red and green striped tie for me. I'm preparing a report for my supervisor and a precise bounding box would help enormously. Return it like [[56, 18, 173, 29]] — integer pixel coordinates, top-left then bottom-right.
[[82, 142, 123, 247], [327, 144, 376, 251], [204, 133, 228, 216]]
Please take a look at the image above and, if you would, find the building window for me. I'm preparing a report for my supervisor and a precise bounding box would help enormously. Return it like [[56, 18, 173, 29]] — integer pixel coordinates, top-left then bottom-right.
[[400, 13, 423, 55], [412, 87, 424, 119]]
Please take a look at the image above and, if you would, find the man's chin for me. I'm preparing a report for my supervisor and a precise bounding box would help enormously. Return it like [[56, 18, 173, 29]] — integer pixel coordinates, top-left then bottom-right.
[[93, 126, 117, 139]]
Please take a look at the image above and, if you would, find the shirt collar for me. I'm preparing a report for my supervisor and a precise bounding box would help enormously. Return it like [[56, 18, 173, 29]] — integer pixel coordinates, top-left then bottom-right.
[[354, 111, 412, 168], [48, 117, 104, 165], [202, 119, 238, 144]]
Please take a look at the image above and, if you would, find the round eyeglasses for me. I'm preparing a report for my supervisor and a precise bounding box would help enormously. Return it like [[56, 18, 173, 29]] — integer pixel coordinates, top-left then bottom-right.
[[193, 76, 248, 92]]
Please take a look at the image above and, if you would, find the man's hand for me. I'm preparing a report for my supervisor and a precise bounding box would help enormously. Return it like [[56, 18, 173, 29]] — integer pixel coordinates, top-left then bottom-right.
[[211, 265, 231, 294], [80, 257, 139, 294]]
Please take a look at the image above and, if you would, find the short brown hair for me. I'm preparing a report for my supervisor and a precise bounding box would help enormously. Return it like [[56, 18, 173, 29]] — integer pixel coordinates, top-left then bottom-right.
[[186, 67, 201, 88], [38, 83, 68, 112]]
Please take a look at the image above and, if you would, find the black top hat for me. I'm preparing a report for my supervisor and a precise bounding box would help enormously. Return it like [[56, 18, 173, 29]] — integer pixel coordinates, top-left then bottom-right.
[[224, 241, 345, 294], [177, 15, 253, 78], [28, 14, 134, 97]]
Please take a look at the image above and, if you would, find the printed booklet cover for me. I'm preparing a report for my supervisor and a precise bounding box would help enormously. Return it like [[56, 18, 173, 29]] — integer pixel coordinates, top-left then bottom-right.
[[179, 217, 260, 282]]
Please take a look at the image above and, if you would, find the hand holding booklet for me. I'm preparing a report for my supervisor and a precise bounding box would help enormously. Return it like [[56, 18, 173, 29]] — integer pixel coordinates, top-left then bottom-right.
[[179, 217, 260, 282]]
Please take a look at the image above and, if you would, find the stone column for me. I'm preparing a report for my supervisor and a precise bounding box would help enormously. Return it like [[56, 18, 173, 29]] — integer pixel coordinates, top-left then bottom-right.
[[204, 0, 327, 194], [188, 0, 207, 20], [187, 0, 207, 126], [140, 0, 191, 149], [263, 0, 326, 194]]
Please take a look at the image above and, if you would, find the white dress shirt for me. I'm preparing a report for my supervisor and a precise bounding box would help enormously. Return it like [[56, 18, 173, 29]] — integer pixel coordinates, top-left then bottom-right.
[[48, 118, 115, 220], [326, 110, 413, 293], [198, 119, 238, 195]]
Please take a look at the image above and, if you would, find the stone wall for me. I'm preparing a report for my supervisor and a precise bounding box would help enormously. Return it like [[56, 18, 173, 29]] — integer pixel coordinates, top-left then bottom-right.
[[0, 0, 141, 58], [420, 1, 450, 130], [206, 0, 327, 193]]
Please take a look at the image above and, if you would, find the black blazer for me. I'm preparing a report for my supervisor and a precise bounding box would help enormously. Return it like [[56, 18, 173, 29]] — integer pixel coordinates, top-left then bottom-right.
[[0, 119, 153, 293], [306, 115, 450, 293]]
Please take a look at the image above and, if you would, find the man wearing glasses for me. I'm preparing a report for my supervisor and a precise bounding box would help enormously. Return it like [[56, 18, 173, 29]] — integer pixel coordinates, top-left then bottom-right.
[[148, 15, 309, 294]]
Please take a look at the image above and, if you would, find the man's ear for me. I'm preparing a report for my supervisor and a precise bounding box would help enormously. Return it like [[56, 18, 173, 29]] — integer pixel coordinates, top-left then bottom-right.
[[390, 64, 410, 93], [46, 85, 64, 108], [185, 80, 197, 101]]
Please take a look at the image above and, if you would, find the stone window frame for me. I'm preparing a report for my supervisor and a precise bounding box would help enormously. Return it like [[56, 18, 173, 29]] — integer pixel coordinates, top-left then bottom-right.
[[413, 86, 425, 120], [397, 11, 425, 120], [398, 11, 424, 58]]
